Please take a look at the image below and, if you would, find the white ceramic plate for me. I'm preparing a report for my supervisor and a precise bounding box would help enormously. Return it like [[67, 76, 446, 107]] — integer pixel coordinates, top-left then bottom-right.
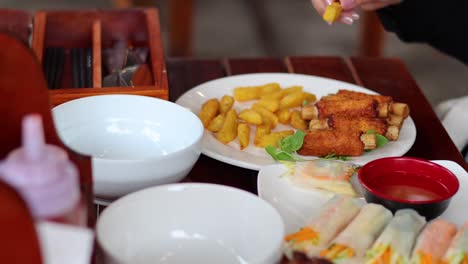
[[257, 160, 468, 234], [176, 73, 417, 170]]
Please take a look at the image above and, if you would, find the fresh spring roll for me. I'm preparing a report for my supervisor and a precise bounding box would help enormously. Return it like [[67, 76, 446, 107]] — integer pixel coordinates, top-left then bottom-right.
[[290, 159, 360, 197], [411, 219, 457, 264], [284, 195, 362, 258], [443, 222, 468, 264], [320, 203, 393, 262], [365, 209, 426, 264]]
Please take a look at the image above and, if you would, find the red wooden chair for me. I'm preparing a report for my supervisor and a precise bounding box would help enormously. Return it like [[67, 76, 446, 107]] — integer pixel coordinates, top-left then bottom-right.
[[0, 9, 31, 43], [0, 181, 42, 263], [0, 32, 94, 223]]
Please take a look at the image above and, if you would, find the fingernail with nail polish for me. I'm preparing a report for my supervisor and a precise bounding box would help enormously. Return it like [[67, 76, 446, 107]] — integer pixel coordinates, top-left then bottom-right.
[[351, 13, 360, 20], [341, 17, 354, 25]]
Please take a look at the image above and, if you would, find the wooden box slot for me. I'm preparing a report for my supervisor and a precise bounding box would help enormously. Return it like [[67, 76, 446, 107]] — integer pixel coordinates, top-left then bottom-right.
[[31, 8, 168, 106]]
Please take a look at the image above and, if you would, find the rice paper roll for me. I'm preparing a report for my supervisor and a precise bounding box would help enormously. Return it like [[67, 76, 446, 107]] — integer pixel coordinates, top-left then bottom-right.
[[443, 222, 468, 264], [411, 219, 457, 264], [284, 195, 362, 258], [365, 209, 426, 264], [320, 203, 392, 262], [291, 159, 360, 197]]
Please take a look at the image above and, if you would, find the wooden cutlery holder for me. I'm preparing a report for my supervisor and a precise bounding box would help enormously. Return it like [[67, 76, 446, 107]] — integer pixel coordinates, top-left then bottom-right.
[[31, 8, 168, 106]]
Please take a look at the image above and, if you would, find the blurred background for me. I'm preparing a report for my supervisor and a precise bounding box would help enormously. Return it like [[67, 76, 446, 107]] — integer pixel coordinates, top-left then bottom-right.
[[3, 0, 467, 106]]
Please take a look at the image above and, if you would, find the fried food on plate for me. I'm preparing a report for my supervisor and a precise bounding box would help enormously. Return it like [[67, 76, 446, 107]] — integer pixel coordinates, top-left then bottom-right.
[[328, 116, 387, 135], [290, 110, 308, 130], [337, 89, 393, 104], [198, 98, 219, 128], [278, 109, 292, 124], [207, 114, 225, 132], [233, 82, 280, 101], [298, 129, 365, 156], [219, 95, 234, 114], [237, 123, 250, 150], [239, 109, 263, 125], [315, 98, 377, 119], [252, 104, 278, 128], [216, 109, 238, 144], [254, 124, 271, 146]]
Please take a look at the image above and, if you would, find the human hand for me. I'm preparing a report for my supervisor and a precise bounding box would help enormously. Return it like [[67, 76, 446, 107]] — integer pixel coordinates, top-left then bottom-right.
[[311, 0, 402, 25]]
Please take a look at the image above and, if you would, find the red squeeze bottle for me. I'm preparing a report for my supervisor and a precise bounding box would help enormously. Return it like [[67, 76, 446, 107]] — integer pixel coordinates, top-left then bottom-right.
[[0, 114, 86, 226]]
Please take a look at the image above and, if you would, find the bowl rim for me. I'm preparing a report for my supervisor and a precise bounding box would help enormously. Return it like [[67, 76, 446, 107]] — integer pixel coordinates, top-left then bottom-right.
[[96, 182, 285, 263], [52, 94, 204, 162], [358, 157, 460, 205]]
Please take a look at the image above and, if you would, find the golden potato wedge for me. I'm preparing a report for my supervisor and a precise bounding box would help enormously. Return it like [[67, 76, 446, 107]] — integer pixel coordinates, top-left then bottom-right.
[[277, 109, 292, 124], [199, 98, 219, 128], [279, 91, 305, 110], [239, 109, 263, 125], [237, 123, 250, 150], [260, 90, 284, 101], [257, 97, 280, 112], [282, 86, 303, 95], [233, 87, 259, 102], [233, 83, 280, 101], [303, 92, 317, 104], [255, 133, 283, 148], [290, 110, 307, 130], [254, 124, 271, 146], [216, 109, 238, 144], [270, 130, 295, 138], [207, 114, 225, 132], [251, 104, 278, 128], [258, 82, 281, 96], [220, 95, 235, 114]]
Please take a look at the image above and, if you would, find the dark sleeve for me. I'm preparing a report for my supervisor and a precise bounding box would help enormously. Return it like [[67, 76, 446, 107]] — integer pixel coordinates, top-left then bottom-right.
[[377, 0, 468, 65]]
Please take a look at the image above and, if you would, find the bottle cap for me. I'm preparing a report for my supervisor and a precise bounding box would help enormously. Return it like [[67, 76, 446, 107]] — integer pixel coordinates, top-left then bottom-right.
[[0, 114, 80, 219]]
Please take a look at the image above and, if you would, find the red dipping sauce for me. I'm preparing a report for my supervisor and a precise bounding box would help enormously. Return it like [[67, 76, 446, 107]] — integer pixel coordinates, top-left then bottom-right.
[[366, 171, 449, 202], [359, 157, 459, 204]]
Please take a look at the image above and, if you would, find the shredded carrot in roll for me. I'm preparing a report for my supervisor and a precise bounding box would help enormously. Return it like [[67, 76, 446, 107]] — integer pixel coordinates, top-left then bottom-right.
[[369, 246, 392, 264], [418, 251, 435, 264], [320, 243, 355, 260], [284, 227, 319, 244], [463, 254, 468, 264]]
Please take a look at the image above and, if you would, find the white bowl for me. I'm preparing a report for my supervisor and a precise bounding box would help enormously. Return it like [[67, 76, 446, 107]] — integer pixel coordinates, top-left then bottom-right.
[[96, 183, 285, 264], [52, 95, 203, 202]]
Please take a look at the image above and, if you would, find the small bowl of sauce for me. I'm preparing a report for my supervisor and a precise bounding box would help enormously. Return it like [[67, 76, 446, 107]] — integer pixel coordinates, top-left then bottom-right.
[[358, 157, 459, 220]]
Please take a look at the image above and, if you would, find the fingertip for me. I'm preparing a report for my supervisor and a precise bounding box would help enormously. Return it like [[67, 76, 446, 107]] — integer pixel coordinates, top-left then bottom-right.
[[340, 0, 358, 10], [340, 16, 354, 25]]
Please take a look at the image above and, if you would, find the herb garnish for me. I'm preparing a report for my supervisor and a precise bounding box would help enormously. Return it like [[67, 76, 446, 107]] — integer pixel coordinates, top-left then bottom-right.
[[320, 153, 351, 161], [265, 130, 305, 161]]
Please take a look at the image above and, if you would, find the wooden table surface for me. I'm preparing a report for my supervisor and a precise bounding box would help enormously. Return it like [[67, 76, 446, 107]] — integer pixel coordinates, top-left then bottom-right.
[[88, 56, 468, 263], [167, 56, 467, 196]]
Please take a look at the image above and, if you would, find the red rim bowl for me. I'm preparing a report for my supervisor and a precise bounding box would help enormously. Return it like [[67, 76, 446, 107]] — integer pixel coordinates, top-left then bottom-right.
[[358, 157, 459, 219]]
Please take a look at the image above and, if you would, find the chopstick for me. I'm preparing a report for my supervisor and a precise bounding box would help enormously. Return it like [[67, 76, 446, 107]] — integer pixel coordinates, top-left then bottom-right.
[[78, 48, 86, 88], [85, 48, 93, 88], [53, 48, 65, 89], [43, 48, 67, 90], [72, 48, 80, 88]]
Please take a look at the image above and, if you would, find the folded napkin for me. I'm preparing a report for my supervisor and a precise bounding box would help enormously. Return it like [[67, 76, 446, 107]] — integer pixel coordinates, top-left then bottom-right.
[[436, 95, 468, 161], [36, 221, 94, 264]]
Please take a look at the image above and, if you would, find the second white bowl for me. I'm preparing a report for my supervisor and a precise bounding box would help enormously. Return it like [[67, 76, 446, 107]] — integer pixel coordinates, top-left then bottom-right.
[[97, 183, 285, 264]]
